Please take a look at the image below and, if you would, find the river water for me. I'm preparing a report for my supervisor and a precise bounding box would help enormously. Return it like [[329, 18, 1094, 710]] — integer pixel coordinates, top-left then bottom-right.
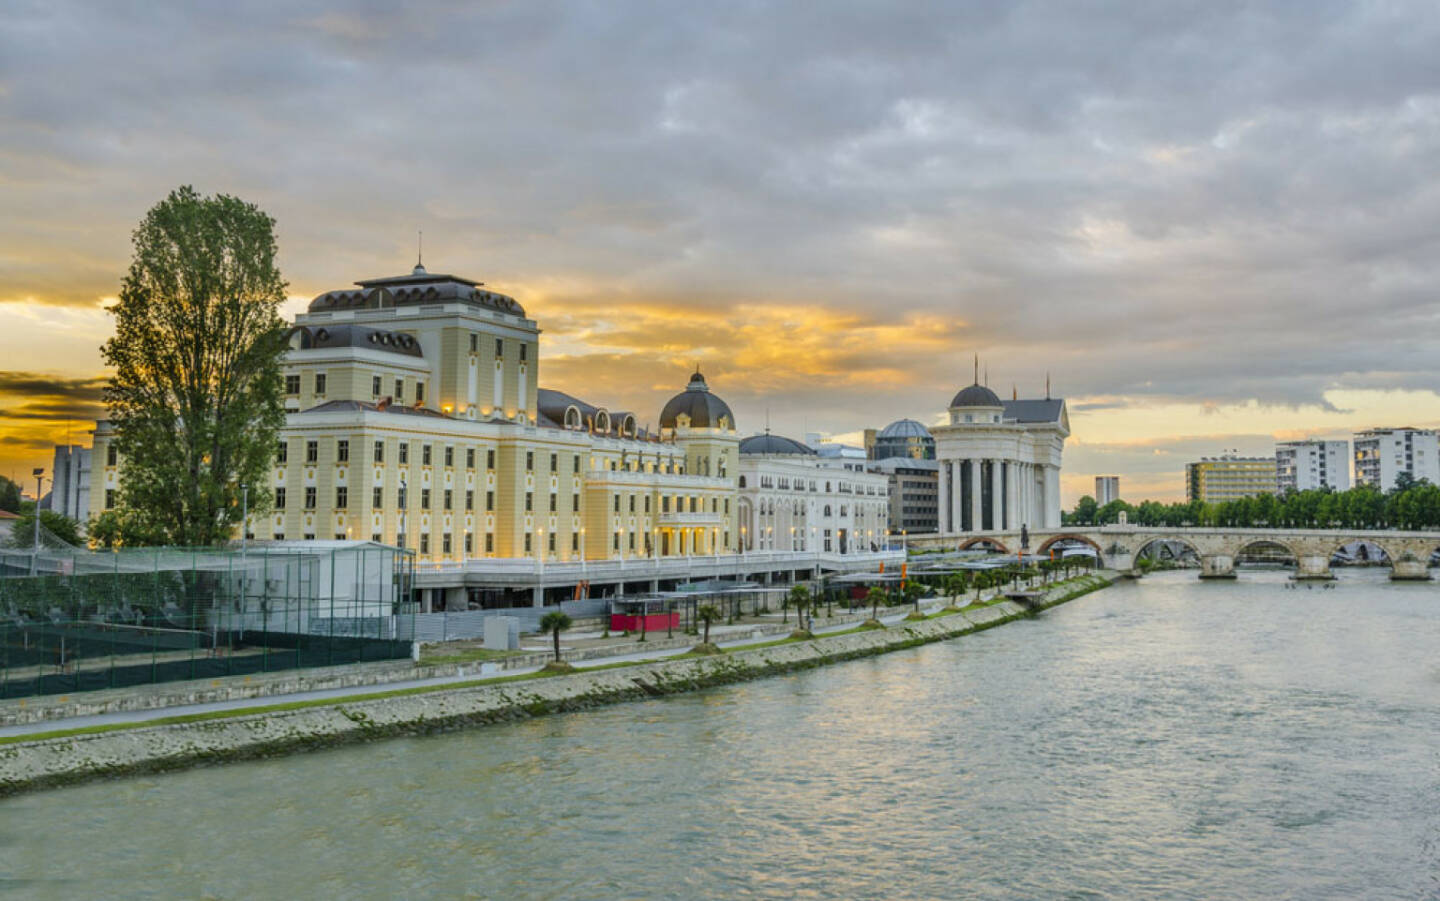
[[2, 570, 1438, 900]]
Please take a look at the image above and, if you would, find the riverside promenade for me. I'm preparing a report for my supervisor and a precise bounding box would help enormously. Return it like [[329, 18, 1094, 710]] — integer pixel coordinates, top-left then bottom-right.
[[0, 573, 1119, 795]]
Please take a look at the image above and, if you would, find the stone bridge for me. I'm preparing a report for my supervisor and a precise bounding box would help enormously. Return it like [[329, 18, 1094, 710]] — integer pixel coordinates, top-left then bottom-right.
[[910, 526, 1440, 580]]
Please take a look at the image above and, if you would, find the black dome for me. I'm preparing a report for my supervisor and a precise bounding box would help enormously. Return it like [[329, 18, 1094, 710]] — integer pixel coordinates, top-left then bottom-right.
[[738, 434, 816, 456], [659, 371, 735, 430], [950, 383, 1003, 408]]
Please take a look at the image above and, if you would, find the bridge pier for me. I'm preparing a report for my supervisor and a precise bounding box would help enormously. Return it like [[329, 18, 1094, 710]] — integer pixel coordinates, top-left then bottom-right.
[[1293, 555, 1334, 581], [1390, 559, 1430, 581], [1199, 554, 1236, 580]]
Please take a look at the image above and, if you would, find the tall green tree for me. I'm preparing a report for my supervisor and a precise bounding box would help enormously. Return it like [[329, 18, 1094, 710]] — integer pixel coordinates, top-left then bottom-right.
[[0, 475, 20, 513], [102, 186, 288, 546]]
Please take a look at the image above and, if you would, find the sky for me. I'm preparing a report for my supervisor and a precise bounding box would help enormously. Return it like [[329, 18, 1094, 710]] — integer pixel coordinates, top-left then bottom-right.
[[4, 0, 1440, 504]]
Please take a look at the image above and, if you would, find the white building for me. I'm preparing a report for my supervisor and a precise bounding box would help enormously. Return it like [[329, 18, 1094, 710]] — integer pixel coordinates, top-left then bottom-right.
[[1353, 428, 1440, 490], [736, 434, 891, 554], [49, 445, 91, 524], [1094, 476, 1119, 505], [1275, 440, 1349, 493], [932, 383, 1069, 533]]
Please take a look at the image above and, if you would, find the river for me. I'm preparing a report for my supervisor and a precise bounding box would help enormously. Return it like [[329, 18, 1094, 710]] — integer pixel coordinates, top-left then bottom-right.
[[2, 569, 1438, 899]]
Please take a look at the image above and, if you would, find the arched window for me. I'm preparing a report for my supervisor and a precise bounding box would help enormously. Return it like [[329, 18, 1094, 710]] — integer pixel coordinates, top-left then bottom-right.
[[738, 475, 747, 488], [824, 505, 832, 517]]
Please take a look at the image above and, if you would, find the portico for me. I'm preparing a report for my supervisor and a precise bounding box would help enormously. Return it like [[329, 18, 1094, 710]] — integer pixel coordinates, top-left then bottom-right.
[[932, 382, 1069, 534]]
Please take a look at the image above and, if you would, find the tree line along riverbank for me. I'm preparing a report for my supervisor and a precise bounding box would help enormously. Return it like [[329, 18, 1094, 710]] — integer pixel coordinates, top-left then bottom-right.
[[0, 572, 1120, 797]]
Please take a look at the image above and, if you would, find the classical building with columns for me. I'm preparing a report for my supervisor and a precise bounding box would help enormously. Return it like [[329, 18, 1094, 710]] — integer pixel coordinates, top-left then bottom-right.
[[931, 382, 1069, 534]]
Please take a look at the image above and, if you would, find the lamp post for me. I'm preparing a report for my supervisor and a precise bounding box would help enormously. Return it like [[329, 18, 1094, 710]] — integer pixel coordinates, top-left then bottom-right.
[[29, 467, 44, 577], [240, 483, 249, 554]]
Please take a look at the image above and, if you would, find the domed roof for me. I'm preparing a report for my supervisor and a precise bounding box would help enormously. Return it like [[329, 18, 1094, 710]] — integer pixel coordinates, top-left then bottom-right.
[[658, 371, 735, 431], [950, 383, 1003, 408], [878, 418, 931, 439], [739, 434, 816, 456]]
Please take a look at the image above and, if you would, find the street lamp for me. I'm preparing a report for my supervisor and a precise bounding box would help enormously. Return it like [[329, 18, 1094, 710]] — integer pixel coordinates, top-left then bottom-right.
[[32, 468, 44, 551]]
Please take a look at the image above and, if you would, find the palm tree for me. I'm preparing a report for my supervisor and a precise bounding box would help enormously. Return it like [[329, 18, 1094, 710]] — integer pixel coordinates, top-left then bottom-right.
[[788, 584, 811, 628], [696, 604, 721, 645], [866, 585, 887, 622], [539, 610, 572, 663]]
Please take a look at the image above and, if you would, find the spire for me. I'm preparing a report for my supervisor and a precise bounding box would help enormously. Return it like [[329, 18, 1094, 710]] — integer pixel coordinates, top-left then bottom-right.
[[973, 353, 979, 385], [413, 229, 426, 275], [1046, 372, 1051, 399]]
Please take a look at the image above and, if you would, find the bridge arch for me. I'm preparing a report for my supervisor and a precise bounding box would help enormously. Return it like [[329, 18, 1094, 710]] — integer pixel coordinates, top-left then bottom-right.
[[1035, 533, 1103, 558], [1130, 535, 1203, 565], [958, 536, 1010, 554], [1233, 537, 1302, 565]]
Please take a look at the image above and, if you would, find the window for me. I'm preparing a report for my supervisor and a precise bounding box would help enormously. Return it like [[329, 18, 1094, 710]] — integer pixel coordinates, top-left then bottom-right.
[[444, 446, 454, 467], [335, 486, 348, 508], [464, 532, 474, 554], [644, 496, 651, 513], [275, 533, 286, 542], [495, 338, 503, 358], [628, 495, 635, 513], [444, 489, 453, 511], [486, 490, 494, 511], [549, 493, 557, 512], [573, 455, 580, 473], [469, 333, 478, 352], [549, 453, 557, 472], [336, 440, 349, 463], [613, 533, 620, 552], [421, 488, 431, 510], [465, 490, 474, 511], [420, 534, 430, 554], [524, 533, 532, 554], [548, 532, 556, 552], [485, 533, 494, 553], [105, 489, 115, 509], [395, 379, 404, 400], [372, 375, 382, 397], [572, 494, 579, 511], [106, 444, 118, 466], [662, 497, 670, 513], [628, 533, 635, 551], [415, 382, 424, 405], [526, 451, 534, 471], [315, 373, 327, 395], [520, 343, 528, 362], [304, 487, 316, 509], [276, 441, 288, 464], [525, 492, 533, 512], [487, 449, 495, 469], [372, 533, 383, 543], [373, 487, 383, 508], [422, 445, 432, 466], [466, 448, 475, 469], [398, 443, 409, 464], [373, 441, 384, 463], [306, 441, 318, 463], [285, 374, 300, 395], [303, 533, 315, 541], [614, 496, 621, 513], [442, 533, 452, 554], [571, 533, 579, 552], [275, 488, 287, 509]]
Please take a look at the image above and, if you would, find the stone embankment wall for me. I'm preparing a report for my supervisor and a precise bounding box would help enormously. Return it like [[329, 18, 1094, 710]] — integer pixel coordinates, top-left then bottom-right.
[[0, 574, 1117, 796]]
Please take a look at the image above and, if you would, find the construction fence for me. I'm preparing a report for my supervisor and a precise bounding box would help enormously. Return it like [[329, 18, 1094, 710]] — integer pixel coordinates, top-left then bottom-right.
[[0, 541, 414, 700]]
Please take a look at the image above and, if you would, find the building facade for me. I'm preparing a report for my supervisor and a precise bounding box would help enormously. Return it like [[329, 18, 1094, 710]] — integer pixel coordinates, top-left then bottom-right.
[[1275, 440, 1349, 493], [1094, 476, 1119, 505], [870, 419, 935, 460], [932, 383, 1069, 533], [1185, 455, 1277, 502], [1353, 428, 1440, 490], [868, 457, 939, 535], [49, 444, 91, 523], [735, 434, 891, 554]]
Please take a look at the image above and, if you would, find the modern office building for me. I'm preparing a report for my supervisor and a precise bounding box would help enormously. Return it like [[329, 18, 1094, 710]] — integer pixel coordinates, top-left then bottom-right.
[[1094, 476, 1120, 505], [1352, 428, 1440, 490], [1185, 455, 1277, 502], [49, 444, 92, 523], [932, 381, 1069, 532], [869, 419, 935, 461], [867, 456, 940, 535], [1275, 440, 1349, 493]]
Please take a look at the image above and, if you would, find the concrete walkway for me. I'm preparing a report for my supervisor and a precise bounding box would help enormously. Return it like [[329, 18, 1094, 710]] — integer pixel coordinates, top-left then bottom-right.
[[0, 601, 954, 741]]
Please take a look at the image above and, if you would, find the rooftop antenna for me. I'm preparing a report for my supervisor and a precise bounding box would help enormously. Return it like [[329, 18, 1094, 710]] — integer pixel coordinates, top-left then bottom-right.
[[984, 364, 989, 388], [416, 230, 423, 269], [973, 353, 979, 385]]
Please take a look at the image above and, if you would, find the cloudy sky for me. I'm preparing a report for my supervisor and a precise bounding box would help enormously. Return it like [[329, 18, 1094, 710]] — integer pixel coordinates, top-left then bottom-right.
[[4, 0, 1440, 503]]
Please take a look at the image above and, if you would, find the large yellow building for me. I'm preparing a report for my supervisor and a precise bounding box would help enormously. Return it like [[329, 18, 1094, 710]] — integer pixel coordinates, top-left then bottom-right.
[[1185, 455, 1277, 502], [89, 261, 901, 608]]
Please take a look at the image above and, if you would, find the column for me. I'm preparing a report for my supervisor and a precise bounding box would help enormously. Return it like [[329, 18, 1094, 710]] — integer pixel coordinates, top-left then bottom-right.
[[969, 459, 984, 533], [1045, 465, 1062, 528], [1004, 462, 1015, 532], [955, 460, 966, 533], [991, 460, 1003, 534], [942, 461, 953, 533]]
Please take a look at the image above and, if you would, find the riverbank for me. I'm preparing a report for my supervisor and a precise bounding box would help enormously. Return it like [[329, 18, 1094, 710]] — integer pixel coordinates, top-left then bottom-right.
[[0, 572, 1119, 796]]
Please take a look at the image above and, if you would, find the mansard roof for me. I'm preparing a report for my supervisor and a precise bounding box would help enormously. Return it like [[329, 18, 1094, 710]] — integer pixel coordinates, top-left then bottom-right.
[[307, 264, 525, 317]]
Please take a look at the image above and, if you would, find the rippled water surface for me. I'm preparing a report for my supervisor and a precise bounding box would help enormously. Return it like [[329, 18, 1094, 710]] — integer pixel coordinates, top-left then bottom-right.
[[3, 570, 1439, 899]]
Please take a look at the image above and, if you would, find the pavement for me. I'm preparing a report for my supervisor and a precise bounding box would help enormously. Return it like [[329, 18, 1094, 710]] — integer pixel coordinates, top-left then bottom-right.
[[0, 600, 955, 741]]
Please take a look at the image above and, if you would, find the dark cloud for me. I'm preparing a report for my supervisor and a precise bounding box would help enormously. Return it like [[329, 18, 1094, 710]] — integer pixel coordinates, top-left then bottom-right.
[[4, 1, 1440, 493]]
